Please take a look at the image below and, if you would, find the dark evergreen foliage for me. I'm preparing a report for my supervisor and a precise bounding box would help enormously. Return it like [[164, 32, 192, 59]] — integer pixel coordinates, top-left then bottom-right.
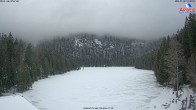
[[38, 34, 161, 67], [0, 33, 78, 94], [154, 13, 196, 88], [134, 51, 156, 70], [154, 37, 170, 85]]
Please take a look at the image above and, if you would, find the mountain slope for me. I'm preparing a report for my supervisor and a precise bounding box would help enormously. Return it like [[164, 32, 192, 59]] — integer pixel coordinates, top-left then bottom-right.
[[38, 33, 161, 66]]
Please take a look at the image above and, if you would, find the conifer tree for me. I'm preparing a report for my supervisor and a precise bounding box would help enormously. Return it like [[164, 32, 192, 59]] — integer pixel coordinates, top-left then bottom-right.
[[164, 39, 185, 96], [17, 62, 32, 92], [186, 53, 196, 87], [154, 37, 170, 85]]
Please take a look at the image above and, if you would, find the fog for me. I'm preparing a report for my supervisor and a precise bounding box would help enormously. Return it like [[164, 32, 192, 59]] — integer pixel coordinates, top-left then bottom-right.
[[0, 0, 192, 42]]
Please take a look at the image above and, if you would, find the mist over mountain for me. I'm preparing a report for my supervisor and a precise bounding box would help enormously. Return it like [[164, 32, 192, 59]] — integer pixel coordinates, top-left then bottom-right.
[[38, 33, 161, 66], [0, 0, 189, 42]]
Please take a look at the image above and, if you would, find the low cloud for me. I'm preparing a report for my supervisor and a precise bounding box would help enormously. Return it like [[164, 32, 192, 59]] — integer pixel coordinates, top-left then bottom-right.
[[0, 0, 190, 42]]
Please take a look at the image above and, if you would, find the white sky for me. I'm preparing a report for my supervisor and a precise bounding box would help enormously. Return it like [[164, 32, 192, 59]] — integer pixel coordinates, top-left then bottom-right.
[[0, 0, 194, 42]]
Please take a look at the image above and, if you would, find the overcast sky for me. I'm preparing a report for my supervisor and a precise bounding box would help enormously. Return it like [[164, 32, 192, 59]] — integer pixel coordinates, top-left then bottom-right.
[[0, 0, 194, 42]]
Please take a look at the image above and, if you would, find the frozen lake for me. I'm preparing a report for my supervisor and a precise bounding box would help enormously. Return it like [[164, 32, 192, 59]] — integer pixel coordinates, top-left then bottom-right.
[[22, 67, 184, 110]]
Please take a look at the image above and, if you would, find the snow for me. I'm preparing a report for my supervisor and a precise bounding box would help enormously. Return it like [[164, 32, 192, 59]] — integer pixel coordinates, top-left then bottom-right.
[[94, 39, 102, 45], [94, 39, 102, 48], [75, 39, 83, 47], [0, 95, 39, 110], [146, 85, 194, 110], [110, 45, 114, 49], [0, 67, 195, 110]]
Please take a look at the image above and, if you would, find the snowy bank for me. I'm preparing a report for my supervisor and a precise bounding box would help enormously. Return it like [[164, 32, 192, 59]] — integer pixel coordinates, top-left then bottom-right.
[[0, 95, 39, 110], [145, 85, 195, 110]]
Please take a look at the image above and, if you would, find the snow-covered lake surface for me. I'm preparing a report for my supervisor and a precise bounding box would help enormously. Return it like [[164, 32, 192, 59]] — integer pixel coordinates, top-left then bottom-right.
[[20, 67, 193, 110]]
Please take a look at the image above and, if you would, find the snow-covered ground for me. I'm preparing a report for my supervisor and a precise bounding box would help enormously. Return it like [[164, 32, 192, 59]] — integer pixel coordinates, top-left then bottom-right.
[[0, 95, 39, 110], [0, 67, 195, 110]]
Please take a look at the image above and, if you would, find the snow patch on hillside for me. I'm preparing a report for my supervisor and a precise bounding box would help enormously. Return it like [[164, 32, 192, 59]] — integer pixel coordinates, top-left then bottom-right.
[[75, 39, 83, 47], [94, 39, 102, 45]]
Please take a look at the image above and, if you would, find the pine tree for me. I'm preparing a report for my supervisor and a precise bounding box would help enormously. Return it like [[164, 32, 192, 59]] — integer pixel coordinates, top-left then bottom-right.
[[164, 39, 185, 96], [24, 43, 35, 81], [183, 17, 191, 59], [154, 37, 170, 85], [17, 62, 32, 92], [186, 53, 196, 87], [0, 36, 2, 94], [188, 14, 196, 53]]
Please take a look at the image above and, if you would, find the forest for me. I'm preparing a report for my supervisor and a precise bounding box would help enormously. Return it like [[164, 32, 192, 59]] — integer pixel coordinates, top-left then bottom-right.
[[0, 32, 160, 94], [38, 34, 160, 67], [136, 13, 196, 90], [0, 33, 78, 94]]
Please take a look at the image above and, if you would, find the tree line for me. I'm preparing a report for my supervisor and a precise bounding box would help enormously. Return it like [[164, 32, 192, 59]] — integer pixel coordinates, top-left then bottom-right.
[[0, 32, 160, 95], [135, 13, 196, 90], [39, 33, 161, 67], [0, 33, 78, 94]]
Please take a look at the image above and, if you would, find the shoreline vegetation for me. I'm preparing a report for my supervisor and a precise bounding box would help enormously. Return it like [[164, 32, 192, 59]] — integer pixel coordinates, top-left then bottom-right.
[[0, 33, 79, 94], [135, 14, 196, 91]]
